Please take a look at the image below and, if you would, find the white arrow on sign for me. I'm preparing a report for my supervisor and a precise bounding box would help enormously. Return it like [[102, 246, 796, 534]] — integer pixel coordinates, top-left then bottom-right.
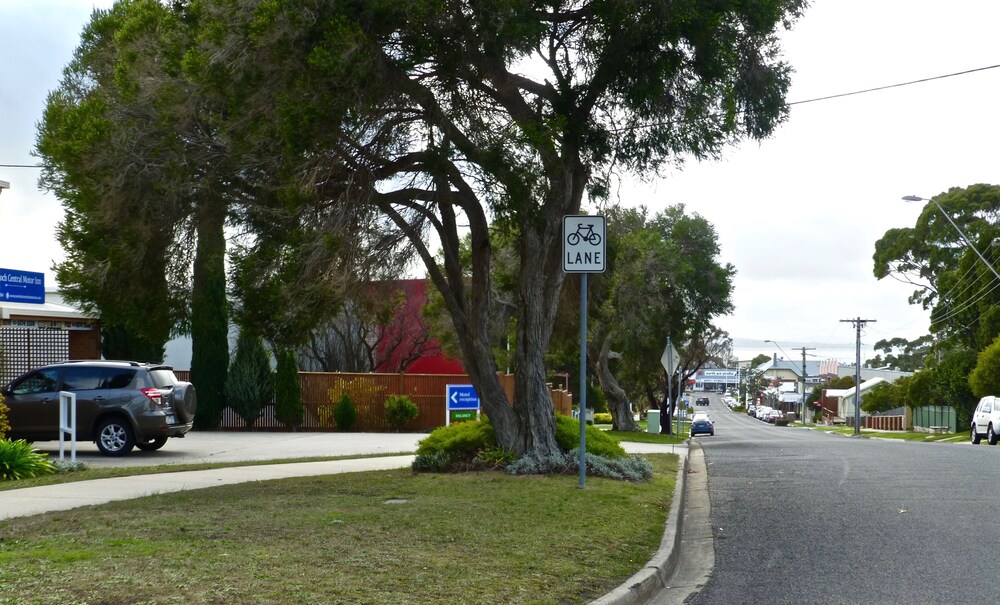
[[451, 392, 458, 404]]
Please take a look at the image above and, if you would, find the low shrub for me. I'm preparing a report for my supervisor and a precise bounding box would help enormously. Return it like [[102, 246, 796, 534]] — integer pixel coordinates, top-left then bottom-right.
[[554, 414, 626, 458], [384, 395, 419, 432], [414, 416, 628, 473], [411, 450, 451, 472], [593, 412, 613, 424], [333, 394, 357, 432], [0, 439, 56, 481], [474, 445, 517, 469], [507, 449, 653, 482], [0, 392, 9, 440], [415, 419, 496, 460]]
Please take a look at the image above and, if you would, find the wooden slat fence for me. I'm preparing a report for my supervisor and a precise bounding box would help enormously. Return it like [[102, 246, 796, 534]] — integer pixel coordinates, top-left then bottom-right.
[[174, 371, 572, 432]]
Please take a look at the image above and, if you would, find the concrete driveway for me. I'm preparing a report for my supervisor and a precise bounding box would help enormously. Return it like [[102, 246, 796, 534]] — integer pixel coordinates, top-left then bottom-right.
[[30, 430, 426, 468]]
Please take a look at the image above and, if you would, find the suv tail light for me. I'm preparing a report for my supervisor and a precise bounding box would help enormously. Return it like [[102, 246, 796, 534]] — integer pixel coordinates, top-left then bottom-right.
[[140, 387, 163, 407]]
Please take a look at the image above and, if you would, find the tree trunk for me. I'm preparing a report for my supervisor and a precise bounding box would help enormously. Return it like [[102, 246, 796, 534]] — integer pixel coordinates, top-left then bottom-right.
[[590, 324, 639, 432]]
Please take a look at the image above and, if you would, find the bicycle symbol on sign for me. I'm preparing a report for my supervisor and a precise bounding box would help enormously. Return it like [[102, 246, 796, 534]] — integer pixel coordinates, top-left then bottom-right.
[[567, 223, 602, 246]]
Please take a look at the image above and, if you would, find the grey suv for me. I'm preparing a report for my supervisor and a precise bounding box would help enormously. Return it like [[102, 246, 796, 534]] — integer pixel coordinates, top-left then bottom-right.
[[2, 361, 196, 456]]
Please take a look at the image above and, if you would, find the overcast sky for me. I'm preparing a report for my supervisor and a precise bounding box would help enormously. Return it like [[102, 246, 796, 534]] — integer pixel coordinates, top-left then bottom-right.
[[2, 1, 997, 364]]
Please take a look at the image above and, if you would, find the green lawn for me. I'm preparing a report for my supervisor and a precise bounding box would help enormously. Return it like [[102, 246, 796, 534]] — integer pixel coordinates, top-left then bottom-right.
[[0, 454, 679, 605], [812, 426, 963, 442]]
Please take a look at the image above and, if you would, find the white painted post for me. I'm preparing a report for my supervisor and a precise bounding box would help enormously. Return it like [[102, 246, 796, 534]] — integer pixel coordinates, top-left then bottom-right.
[[58, 391, 77, 462]]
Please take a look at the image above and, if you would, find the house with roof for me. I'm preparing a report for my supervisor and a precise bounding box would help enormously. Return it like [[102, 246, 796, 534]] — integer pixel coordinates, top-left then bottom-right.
[[819, 377, 887, 425], [757, 354, 825, 389]]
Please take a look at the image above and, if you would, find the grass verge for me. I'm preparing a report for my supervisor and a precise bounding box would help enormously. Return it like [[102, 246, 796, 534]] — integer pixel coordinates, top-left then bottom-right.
[[0, 453, 416, 493], [812, 426, 961, 442], [0, 453, 678, 605]]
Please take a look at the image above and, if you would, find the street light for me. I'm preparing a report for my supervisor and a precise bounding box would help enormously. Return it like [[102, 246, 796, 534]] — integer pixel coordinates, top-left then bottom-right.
[[0, 180, 8, 196], [764, 339, 789, 359], [902, 194, 1000, 282]]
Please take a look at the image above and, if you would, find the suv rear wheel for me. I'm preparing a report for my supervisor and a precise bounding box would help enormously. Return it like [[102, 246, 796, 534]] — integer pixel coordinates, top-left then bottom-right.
[[96, 417, 136, 456]]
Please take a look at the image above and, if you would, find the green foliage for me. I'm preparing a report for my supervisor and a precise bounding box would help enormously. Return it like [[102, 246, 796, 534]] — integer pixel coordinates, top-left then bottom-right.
[[384, 394, 419, 432], [593, 413, 613, 424], [37, 0, 189, 364], [970, 334, 1000, 397], [907, 348, 978, 426], [42, 0, 806, 458], [274, 348, 304, 429], [476, 446, 517, 468], [874, 185, 1000, 353], [554, 415, 626, 459], [0, 439, 56, 481], [0, 393, 9, 440], [861, 381, 904, 414], [868, 336, 933, 372], [333, 394, 357, 432], [507, 450, 653, 482], [415, 419, 497, 459], [191, 202, 230, 430], [226, 331, 274, 429], [411, 450, 451, 472]]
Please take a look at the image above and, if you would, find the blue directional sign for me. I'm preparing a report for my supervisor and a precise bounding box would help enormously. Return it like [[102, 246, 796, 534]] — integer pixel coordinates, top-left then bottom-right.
[[446, 384, 480, 410], [0, 268, 44, 304]]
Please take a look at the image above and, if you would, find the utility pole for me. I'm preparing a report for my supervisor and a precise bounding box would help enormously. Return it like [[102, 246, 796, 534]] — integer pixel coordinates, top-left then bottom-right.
[[840, 317, 876, 436], [791, 347, 814, 425]]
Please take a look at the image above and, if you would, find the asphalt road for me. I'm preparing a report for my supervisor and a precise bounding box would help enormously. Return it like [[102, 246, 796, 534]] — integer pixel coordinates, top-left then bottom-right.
[[675, 393, 996, 605]]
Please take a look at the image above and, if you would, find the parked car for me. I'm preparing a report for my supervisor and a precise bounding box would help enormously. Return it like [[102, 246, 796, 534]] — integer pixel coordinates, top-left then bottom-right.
[[971, 395, 1000, 445], [766, 409, 784, 424], [755, 406, 772, 421], [3, 360, 196, 456], [696, 397, 710, 406], [690, 418, 714, 437]]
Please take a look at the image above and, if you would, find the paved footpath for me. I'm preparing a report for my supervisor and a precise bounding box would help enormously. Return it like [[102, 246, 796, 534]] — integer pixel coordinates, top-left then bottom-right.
[[0, 455, 416, 521]]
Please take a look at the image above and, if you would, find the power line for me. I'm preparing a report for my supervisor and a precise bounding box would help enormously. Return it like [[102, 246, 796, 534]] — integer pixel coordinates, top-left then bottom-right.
[[789, 64, 1000, 106]]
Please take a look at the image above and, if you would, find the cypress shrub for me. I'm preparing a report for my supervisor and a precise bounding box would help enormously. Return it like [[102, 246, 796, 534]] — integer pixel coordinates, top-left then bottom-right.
[[333, 394, 357, 432], [226, 331, 273, 429], [190, 213, 229, 429], [274, 348, 304, 430]]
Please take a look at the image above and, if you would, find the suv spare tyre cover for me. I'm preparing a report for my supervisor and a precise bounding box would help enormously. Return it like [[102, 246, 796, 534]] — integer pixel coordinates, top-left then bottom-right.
[[173, 383, 197, 423]]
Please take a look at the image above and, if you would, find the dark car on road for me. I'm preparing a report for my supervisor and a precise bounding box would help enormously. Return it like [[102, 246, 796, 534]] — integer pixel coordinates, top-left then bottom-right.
[[690, 418, 714, 437], [2, 361, 196, 456], [696, 396, 710, 406]]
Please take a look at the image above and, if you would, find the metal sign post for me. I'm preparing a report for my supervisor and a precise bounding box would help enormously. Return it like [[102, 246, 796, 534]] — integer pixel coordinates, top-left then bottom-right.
[[563, 215, 606, 489], [660, 339, 679, 435]]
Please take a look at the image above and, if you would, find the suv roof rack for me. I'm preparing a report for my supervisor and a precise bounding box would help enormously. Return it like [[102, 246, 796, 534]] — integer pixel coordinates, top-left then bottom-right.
[[59, 360, 141, 367]]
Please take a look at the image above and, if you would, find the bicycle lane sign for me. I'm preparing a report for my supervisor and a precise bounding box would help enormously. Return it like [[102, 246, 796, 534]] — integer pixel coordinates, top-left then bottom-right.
[[562, 215, 606, 273]]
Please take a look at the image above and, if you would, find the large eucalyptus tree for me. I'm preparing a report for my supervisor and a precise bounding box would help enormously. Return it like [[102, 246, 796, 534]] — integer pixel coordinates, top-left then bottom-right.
[[189, 0, 806, 455]]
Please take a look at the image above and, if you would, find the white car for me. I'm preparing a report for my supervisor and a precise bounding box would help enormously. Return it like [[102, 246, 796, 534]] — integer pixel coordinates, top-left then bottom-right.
[[971, 395, 1000, 445], [692, 411, 714, 425]]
